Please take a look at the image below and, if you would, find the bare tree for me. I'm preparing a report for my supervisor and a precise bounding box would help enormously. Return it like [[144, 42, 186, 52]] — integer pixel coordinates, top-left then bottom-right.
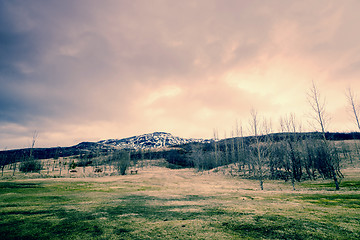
[[307, 81, 330, 141], [190, 144, 206, 171], [12, 161, 17, 176], [29, 131, 38, 161], [59, 159, 62, 176], [112, 150, 130, 175], [283, 113, 302, 190], [235, 121, 241, 170], [236, 121, 249, 175], [46, 159, 50, 174], [0, 147, 7, 177], [19, 131, 42, 174], [223, 131, 229, 165], [230, 129, 236, 166], [213, 128, 219, 166], [307, 81, 340, 190], [346, 87, 360, 130], [249, 109, 265, 190], [345, 87, 360, 165]]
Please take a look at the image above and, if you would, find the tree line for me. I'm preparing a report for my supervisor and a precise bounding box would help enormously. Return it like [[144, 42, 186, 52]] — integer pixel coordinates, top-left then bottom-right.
[[165, 83, 360, 190]]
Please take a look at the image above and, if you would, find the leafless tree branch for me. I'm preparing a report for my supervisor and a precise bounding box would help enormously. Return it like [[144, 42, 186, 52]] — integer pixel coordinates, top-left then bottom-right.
[[346, 87, 360, 131]]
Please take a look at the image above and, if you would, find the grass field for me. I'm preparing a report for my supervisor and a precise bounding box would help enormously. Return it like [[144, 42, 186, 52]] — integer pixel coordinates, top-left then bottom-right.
[[1, 162, 360, 239]]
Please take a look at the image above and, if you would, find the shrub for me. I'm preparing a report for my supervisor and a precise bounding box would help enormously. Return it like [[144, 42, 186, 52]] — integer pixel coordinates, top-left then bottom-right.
[[69, 161, 77, 169], [111, 150, 130, 175], [19, 160, 42, 173], [77, 159, 92, 167], [164, 149, 191, 167]]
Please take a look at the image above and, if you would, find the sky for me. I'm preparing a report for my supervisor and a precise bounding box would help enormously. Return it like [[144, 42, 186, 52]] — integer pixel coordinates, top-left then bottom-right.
[[1, 0, 360, 150]]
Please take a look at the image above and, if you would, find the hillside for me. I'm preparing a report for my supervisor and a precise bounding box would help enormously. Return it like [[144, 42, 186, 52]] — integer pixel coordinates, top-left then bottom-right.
[[1, 131, 360, 166], [98, 132, 211, 149], [0, 132, 211, 165]]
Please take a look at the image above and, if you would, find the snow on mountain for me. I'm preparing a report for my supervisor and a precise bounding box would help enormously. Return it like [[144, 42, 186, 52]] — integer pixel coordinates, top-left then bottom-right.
[[98, 132, 212, 149]]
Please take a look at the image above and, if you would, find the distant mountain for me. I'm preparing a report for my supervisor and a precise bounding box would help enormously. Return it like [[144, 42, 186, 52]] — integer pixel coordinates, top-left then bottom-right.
[[0, 132, 212, 165], [2, 131, 360, 165], [98, 132, 212, 149]]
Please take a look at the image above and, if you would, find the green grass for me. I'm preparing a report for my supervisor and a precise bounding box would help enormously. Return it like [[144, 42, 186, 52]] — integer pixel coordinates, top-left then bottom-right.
[[220, 213, 358, 240], [1, 168, 360, 239], [300, 180, 360, 191], [300, 193, 360, 208]]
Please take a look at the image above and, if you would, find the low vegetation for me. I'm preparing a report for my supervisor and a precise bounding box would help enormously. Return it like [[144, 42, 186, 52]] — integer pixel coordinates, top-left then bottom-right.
[[19, 160, 42, 173], [0, 157, 360, 239]]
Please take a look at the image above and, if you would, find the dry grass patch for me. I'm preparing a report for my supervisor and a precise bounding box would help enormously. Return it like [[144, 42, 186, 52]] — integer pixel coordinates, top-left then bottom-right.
[[1, 166, 360, 239]]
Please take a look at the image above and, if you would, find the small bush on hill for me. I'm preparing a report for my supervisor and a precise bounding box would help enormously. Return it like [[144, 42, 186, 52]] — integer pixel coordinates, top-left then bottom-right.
[[19, 160, 42, 173]]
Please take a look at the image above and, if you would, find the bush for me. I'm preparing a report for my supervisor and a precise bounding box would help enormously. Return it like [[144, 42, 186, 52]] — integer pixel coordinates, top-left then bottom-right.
[[163, 149, 191, 167], [69, 161, 77, 169], [111, 150, 130, 175], [19, 160, 42, 173], [77, 159, 92, 167]]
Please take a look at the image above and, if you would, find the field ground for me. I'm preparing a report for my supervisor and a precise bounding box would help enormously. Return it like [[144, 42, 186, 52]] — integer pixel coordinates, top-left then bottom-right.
[[0, 160, 360, 239]]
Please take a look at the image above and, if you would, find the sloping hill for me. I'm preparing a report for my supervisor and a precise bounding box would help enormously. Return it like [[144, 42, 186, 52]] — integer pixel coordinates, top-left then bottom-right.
[[98, 132, 211, 149]]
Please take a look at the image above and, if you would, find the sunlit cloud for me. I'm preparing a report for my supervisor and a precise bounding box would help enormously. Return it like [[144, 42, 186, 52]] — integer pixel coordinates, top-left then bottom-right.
[[145, 86, 182, 106]]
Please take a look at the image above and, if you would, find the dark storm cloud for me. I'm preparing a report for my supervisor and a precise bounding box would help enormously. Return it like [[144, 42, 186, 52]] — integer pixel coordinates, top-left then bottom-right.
[[0, 2, 45, 82], [0, 0, 119, 126], [0, 1, 63, 121]]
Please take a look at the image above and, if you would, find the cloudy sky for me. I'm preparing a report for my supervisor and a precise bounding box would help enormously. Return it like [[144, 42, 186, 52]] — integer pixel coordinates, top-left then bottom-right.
[[1, 0, 360, 149]]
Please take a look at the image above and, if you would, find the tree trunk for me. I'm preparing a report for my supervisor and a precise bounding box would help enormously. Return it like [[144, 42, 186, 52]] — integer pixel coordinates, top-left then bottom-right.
[[333, 167, 340, 190], [12, 163, 16, 176]]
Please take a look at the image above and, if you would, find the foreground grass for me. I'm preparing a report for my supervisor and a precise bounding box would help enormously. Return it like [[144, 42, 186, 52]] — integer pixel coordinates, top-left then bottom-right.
[[1, 167, 360, 239]]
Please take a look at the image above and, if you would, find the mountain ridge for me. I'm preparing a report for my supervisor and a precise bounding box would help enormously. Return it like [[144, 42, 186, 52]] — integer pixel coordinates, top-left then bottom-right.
[[0, 132, 212, 164], [2, 131, 360, 165], [97, 131, 212, 149]]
